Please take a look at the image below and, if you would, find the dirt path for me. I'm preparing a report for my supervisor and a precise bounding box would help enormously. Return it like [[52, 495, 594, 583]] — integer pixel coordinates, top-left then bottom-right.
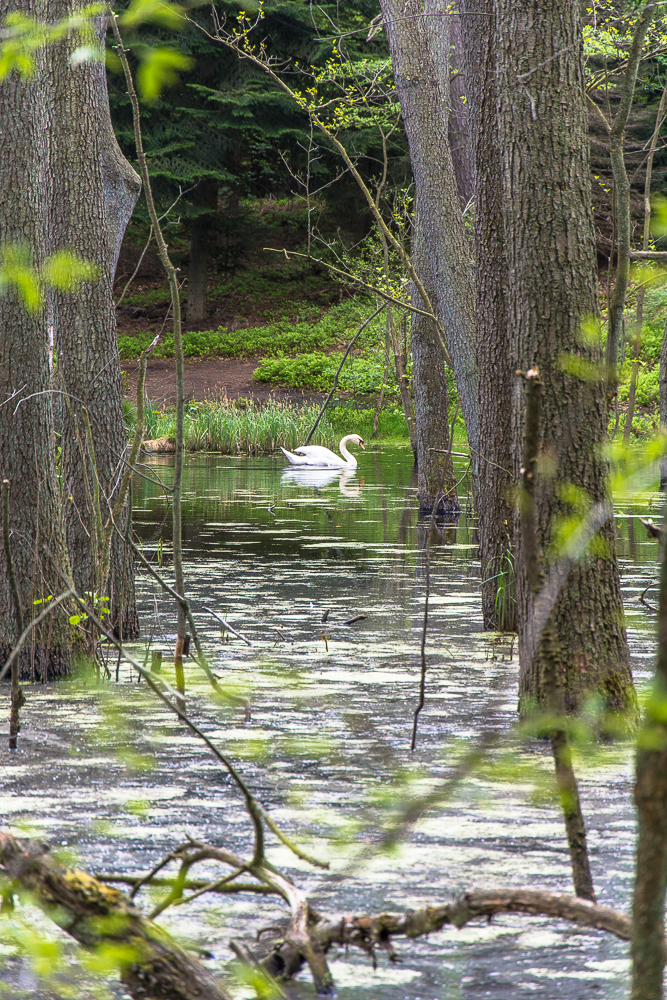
[[122, 357, 325, 406]]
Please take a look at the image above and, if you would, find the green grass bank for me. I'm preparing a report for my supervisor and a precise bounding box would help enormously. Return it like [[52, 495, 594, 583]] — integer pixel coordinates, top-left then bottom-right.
[[139, 398, 412, 455]]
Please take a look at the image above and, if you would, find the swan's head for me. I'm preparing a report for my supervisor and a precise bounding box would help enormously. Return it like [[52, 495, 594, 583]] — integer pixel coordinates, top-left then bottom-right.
[[348, 434, 365, 450]]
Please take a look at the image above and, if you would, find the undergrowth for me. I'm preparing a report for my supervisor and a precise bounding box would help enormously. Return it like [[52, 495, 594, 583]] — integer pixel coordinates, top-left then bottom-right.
[[118, 299, 384, 361], [252, 350, 405, 396], [140, 398, 410, 454]]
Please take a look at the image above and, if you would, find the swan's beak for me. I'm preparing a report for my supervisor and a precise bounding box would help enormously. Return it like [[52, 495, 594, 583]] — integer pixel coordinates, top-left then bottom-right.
[[359, 440, 365, 450]]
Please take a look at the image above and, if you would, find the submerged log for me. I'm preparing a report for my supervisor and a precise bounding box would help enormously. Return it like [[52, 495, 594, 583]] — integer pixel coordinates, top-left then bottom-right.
[[0, 832, 230, 1000]]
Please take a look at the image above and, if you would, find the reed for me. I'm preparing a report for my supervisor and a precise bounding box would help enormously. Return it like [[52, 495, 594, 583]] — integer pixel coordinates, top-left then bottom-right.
[[140, 398, 409, 454]]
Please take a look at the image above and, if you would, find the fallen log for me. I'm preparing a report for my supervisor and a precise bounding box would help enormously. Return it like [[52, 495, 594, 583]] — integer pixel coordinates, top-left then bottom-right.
[[1, 830, 634, 997], [316, 888, 632, 947], [236, 889, 632, 983], [0, 831, 231, 1000]]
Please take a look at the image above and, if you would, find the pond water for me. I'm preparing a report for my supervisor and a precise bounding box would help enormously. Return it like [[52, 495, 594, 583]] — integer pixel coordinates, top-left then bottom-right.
[[0, 445, 663, 1000]]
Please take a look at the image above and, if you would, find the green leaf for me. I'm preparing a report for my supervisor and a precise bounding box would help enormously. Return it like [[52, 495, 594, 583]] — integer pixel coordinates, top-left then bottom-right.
[[0, 43, 35, 80], [558, 351, 605, 382], [120, 0, 184, 30], [40, 250, 98, 291], [652, 195, 667, 238], [135, 45, 193, 101], [0, 244, 42, 311], [0, 14, 46, 81]]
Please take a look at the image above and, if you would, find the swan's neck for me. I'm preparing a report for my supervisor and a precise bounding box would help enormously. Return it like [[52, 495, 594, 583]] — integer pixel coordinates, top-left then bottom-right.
[[338, 436, 357, 466]]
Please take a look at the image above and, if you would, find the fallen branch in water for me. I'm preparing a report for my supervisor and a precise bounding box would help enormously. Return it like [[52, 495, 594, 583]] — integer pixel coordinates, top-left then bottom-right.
[[1, 819, 634, 1000], [341, 614, 367, 626], [231, 890, 632, 986], [639, 579, 658, 613], [428, 448, 470, 458], [204, 606, 253, 645], [312, 887, 631, 947]]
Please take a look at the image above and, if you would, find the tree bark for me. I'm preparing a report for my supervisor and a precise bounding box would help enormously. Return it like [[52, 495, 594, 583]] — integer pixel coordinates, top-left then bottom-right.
[[605, 4, 656, 380], [423, 2, 473, 210], [444, 11, 474, 210], [0, 831, 231, 1000], [46, 6, 142, 638], [459, 0, 514, 631], [0, 0, 72, 680], [660, 316, 667, 490], [187, 179, 218, 325], [379, 0, 479, 461], [411, 220, 459, 514], [631, 515, 667, 1000], [495, 0, 635, 718]]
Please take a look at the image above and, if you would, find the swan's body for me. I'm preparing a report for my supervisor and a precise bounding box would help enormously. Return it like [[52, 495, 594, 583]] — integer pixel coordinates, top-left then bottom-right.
[[280, 434, 365, 469]]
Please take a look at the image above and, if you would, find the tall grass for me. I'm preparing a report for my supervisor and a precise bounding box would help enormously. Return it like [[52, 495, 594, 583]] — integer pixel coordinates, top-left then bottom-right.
[[140, 398, 410, 455]]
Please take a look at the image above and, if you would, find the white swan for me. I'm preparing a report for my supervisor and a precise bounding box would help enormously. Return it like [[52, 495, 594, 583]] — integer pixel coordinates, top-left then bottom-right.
[[280, 434, 365, 469]]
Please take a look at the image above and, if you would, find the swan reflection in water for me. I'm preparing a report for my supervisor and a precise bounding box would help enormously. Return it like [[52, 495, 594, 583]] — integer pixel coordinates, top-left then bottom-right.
[[280, 466, 364, 497]]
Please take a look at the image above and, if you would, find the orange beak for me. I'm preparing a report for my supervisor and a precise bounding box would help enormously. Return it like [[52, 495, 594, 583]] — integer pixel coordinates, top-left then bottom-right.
[[359, 440, 365, 450]]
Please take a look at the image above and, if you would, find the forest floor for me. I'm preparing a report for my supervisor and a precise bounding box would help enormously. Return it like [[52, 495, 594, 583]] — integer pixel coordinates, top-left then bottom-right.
[[121, 356, 326, 406], [116, 200, 371, 407]]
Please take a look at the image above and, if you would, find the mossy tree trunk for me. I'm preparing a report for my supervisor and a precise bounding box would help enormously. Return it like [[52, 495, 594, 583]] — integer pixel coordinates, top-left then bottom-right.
[[495, 0, 635, 718], [47, 4, 142, 638], [0, 0, 72, 679]]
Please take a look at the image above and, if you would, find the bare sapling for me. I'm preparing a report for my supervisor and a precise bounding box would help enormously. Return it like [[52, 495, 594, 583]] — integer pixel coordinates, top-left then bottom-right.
[[411, 423, 460, 749], [111, 10, 187, 710], [302, 303, 386, 447], [2, 480, 25, 750], [518, 367, 596, 902]]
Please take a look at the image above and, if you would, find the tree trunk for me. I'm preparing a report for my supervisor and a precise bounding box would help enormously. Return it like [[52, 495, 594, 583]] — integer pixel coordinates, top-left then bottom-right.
[[388, 307, 418, 458], [187, 179, 218, 326], [632, 739, 667, 999], [631, 517, 667, 999], [379, 0, 479, 461], [495, 0, 635, 718], [423, 2, 473, 210], [47, 6, 142, 638], [444, 11, 474, 210], [411, 221, 459, 514], [660, 316, 667, 490], [0, 0, 71, 679], [460, 0, 514, 631], [605, 5, 656, 382]]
